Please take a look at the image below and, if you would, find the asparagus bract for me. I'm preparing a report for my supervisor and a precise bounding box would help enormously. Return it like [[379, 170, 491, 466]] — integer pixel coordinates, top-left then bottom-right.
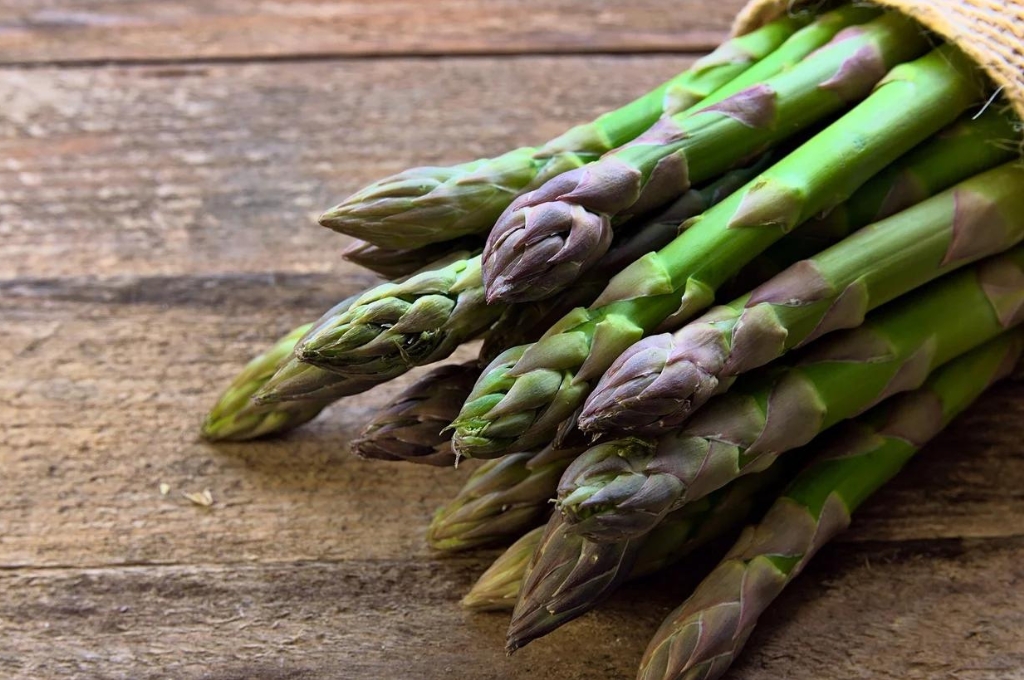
[[637, 331, 1024, 680], [581, 161, 1024, 434], [203, 299, 381, 440], [202, 324, 323, 441], [343, 237, 483, 279], [426, 445, 582, 552], [462, 525, 546, 612], [481, 155, 777, 361], [481, 13, 926, 304], [452, 46, 984, 460], [352, 362, 480, 466], [504, 466, 790, 651], [258, 253, 499, 402], [319, 18, 804, 250], [558, 247, 1024, 541]]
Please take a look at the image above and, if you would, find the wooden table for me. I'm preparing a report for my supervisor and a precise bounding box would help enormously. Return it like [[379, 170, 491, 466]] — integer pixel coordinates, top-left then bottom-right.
[[2, 1, 1023, 678]]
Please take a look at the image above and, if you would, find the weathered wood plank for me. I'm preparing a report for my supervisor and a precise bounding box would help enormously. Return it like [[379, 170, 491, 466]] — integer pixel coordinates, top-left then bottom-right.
[[2, 289, 1023, 570], [2, 538, 1022, 679], [0, 0, 746, 64], [0, 56, 694, 279]]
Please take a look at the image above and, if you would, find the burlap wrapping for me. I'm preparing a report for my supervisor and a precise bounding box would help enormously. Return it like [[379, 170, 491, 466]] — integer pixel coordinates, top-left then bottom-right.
[[733, 0, 1024, 121]]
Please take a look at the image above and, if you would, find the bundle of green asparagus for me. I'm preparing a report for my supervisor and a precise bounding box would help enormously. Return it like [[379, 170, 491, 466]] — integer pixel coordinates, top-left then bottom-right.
[[202, 3, 1024, 676]]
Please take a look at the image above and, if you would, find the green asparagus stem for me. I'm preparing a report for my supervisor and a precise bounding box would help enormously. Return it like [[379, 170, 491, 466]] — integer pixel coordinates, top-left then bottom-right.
[[319, 17, 807, 250], [202, 324, 322, 441], [452, 46, 985, 460], [558, 246, 1024, 542], [481, 12, 924, 304], [637, 331, 1024, 680], [481, 154, 777, 361], [580, 161, 1024, 435], [255, 252, 499, 402], [504, 466, 791, 652], [351, 362, 480, 466], [342, 237, 484, 279], [202, 300, 380, 440], [426, 445, 582, 552], [730, 108, 1022, 292]]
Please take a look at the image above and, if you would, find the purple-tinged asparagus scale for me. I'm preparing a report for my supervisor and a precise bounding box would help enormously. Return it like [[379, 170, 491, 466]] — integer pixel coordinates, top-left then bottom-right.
[[637, 330, 1024, 680], [342, 237, 484, 279], [352, 362, 480, 466], [427, 445, 581, 552], [580, 161, 1024, 435], [480, 153, 779, 362], [505, 462, 793, 652]]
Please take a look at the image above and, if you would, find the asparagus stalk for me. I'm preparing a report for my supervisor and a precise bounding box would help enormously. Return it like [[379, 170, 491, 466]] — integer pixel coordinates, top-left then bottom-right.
[[481, 13, 926, 304], [729, 108, 1021, 292], [202, 324, 323, 441], [481, 154, 778, 361], [318, 17, 807, 250], [637, 331, 1024, 680], [451, 46, 985, 460], [426, 445, 582, 552], [343, 237, 483, 279], [504, 466, 791, 651], [202, 300, 381, 440], [580, 161, 1024, 435], [254, 252, 498, 402], [558, 246, 1024, 542], [294, 159, 762, 388], [351, 362, 480, 466]]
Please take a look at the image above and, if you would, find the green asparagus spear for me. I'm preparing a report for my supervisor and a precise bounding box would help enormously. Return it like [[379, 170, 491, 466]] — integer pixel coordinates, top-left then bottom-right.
[[637, 331, 1024, 680], [426, 445, 582, 552], [351, 362, 480, 466], [558, 246, 1024, 542], [729, 108, 1022, 292], [461, 462, 796, 613], [580, 161, 1024, 435], [319, 17, 808, 249], [254, 252, 499, 403], [481, 13, 926, 304], [505, 466, 791, 651], [481, 153, 777, 361], [452, 46, 985, 460], [202, 324, 322, 441], [202, 300, 380, 440]]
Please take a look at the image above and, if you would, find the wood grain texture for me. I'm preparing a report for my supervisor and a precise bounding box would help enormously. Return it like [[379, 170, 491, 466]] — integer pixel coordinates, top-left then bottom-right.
[[2, 5, 1024, 678], [0, 0, 746, 65], [2, 539, 1023, 679], [4, 290, 1023, 569], [0, 56, 693, 279]]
